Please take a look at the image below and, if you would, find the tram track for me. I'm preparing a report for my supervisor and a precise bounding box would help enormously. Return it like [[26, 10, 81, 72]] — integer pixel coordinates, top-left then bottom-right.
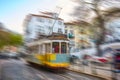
[[52, 70, 102, 80], [66, 70, 102, 80], [28, 64, 73, 80], [27, 65, 50, 80], [66, 73, 91, 80], [56, 73, 75, 80]]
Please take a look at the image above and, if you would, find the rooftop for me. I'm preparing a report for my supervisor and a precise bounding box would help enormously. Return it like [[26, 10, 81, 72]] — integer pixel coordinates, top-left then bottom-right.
[[30, 14, 63, 20], [64, 20, 90, 25]]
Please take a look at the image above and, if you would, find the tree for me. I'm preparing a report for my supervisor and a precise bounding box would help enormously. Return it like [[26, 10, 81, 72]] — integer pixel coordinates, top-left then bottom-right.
[[71, 0, 120, 56], [9, 33, 23, 46], [0, 30, 23, 48], [0, 30, 11, 48]]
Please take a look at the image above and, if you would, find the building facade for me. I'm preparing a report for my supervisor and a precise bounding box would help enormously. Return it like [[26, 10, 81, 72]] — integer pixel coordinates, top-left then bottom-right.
[[24, 12, 65, 43], [64, 21, 94, 51], [64, 22, 76, 51]]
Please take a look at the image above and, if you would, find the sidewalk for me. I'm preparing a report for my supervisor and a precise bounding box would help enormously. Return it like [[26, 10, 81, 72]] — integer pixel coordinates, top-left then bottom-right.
[[68, 62, 120, 80]]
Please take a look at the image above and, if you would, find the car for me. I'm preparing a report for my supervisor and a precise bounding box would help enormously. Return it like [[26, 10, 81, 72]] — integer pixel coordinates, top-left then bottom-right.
[[0, 53, 9, 59], [0, 52, 20, 59], [7, 52, 20, 59], [89, 56, 109, 63]]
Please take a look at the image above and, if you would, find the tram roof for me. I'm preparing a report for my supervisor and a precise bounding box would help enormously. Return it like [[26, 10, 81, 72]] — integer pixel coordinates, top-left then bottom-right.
[[37, 33, 69, 41], [26, 33, 69, 46], [26, 39, 69, 46]]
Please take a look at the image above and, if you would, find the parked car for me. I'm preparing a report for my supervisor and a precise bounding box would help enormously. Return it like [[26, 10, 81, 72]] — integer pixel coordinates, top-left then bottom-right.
[[7, 52, 20, 59], [0, 53, 9, 59], [89, 56, 109, 63], [0, 52, 20, 59]]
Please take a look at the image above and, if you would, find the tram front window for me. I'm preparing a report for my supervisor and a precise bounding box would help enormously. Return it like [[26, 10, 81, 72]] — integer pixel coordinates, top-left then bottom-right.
[[61, 43, 67, 53], [53, 42, 59, 53], [52, 42, 67, 54]]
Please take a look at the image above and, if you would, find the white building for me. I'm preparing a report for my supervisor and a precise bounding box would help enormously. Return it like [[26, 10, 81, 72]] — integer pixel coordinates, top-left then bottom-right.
[[24, 12, 65, 42]]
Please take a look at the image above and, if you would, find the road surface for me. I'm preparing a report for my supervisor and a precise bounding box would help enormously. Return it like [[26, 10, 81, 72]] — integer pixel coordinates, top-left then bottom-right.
[[0, 59, 104, 80], [0, 59, 45, 80]]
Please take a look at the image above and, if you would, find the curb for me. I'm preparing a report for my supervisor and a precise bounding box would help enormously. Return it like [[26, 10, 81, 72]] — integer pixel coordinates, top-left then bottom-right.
[[67, 68, 112, 80]]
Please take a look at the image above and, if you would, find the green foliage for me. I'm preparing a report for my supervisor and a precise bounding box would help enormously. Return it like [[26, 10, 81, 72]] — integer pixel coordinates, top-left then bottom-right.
[[0, 30, 23, 48], [9, 33, 23, 46]]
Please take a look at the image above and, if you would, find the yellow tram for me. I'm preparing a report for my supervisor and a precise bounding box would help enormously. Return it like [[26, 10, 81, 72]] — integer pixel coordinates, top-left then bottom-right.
[[25, 33, 70, 69]]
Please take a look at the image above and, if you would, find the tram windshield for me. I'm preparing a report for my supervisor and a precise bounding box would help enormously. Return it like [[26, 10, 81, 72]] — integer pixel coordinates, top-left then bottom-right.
[[52, 42, 67, 54], [61, 42, 67, 53], [53, 42, 59, 53]]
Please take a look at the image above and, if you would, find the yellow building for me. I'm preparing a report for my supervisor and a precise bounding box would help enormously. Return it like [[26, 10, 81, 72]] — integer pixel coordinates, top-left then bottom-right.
[[64, 21, 94, 50]]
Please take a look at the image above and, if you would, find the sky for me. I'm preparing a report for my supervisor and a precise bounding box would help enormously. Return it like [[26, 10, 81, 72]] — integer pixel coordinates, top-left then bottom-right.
[[1, 0, 120, 34], [0, 0, 75, 34]]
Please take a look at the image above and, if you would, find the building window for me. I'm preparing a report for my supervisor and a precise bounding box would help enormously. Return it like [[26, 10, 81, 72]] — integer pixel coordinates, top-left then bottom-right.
[[58, 28, 63, 33], [58, 21, 62, 25], [37, 25, 42, 28], [26, 28, 30, 34], [36, 25, 45, 34], [65, 30, 68, 34], [48, 26, 52, 30], [48, 19, 52, 23], [37, 18, 44, 22], [80, 29, 85, 34], [65, 26, 67, 28], [37, 26, 44, 31]]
